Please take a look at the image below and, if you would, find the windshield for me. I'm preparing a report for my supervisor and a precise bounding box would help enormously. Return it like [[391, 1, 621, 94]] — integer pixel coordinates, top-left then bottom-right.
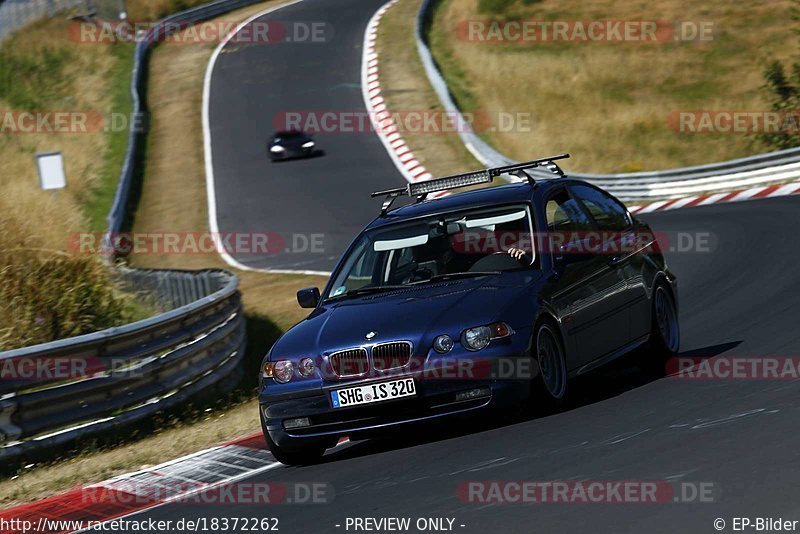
[[273, 131, 304, 141], [323, 205, 536, 300]]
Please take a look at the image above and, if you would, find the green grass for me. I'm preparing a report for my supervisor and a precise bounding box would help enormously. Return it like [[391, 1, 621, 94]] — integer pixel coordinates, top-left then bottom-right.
[[84, 42, 136, 231], [428, 0, 479, 114], [0, 47, 76, 109]]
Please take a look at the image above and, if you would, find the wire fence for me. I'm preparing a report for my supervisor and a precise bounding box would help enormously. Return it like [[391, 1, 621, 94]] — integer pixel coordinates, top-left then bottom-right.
[[0, 0, 124, 41]]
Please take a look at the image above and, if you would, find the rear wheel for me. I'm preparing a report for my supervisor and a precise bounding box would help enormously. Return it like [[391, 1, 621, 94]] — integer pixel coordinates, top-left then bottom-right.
[[530, 321, 569, 412], [645, 283, 680, 372]]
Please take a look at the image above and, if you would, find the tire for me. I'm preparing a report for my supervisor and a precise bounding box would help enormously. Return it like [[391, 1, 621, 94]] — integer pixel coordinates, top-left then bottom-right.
[[530, 320, 570, 412], [645, 282, 680, 373]]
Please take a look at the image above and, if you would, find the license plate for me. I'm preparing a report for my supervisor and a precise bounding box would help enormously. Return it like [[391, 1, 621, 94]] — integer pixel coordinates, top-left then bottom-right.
[[331, 378, 416, 409]]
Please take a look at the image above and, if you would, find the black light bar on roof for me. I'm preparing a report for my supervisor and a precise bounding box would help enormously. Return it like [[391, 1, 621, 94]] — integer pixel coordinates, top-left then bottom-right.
[[371, 153, 570, 215], [410, 169, 492, 196]]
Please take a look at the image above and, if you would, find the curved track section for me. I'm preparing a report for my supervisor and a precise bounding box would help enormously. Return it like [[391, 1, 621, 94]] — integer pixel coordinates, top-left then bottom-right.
[[206, 0, 404, 272]]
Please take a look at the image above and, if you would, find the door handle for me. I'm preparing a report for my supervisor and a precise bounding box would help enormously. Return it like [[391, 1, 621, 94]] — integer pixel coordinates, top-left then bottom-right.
[[607, 255, 626, 267]]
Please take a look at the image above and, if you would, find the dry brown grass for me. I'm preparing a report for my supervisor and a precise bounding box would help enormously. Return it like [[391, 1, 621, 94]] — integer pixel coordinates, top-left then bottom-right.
[[426, 0, 800, 172], [127, 0, 214, 22], [0, 247, 149, 350], [0, 18, 147, 350], [0, 17, 117, 245]]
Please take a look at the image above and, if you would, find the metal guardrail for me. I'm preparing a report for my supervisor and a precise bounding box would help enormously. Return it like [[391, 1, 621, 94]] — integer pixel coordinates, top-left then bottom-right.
[[415, 0, 800, 201], [0, 268, 245, 461], [0, 0, 268, 460]]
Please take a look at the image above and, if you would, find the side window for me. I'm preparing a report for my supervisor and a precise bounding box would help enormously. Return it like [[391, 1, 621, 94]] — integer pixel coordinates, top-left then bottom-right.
[[545, 190, 593, 232], [569, 184, 630, 231]]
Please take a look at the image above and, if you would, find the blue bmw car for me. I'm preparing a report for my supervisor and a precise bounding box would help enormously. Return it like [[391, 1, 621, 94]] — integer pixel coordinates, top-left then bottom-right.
[[259, 155, 680, 465]]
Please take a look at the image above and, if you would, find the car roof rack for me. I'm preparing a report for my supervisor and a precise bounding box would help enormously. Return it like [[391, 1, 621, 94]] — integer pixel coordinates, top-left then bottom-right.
[[371, 153, 570, 215]]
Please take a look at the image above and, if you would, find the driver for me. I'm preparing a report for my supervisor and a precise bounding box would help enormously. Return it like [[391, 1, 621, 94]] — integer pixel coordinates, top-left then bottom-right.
[[507, 247, 527, 261], [483, 217, 532, 263]]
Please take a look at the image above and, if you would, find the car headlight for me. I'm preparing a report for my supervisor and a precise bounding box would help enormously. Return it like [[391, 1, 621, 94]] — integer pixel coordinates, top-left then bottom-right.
[[461, 322, 514, 351], [462, 327, 491, 351], [433, 334, 454, 354], [301, 141, 315, 149], [270, 145, 285, 153], [263, 360, 294, 383], [298, 357, 316, 377]]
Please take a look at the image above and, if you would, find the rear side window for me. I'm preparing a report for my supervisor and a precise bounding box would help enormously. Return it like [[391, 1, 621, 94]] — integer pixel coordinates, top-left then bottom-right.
[[545, 190, 593, 232], [569, 184, 630, 231]]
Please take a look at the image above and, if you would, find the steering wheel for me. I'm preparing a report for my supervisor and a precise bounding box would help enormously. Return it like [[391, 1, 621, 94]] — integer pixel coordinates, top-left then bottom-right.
[[404, 267, 433, 283]]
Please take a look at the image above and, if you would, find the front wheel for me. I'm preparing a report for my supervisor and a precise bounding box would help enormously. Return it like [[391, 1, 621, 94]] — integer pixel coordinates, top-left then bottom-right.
[[530, 321, 569, 412]]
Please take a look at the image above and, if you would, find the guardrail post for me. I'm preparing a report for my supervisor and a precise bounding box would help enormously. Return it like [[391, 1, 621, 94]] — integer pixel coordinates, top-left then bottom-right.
[[0, 400, 21, 446]]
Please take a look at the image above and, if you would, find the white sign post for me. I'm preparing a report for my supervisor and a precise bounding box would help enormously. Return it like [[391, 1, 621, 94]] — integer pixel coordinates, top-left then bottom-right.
[[35, 152, 67, 191]]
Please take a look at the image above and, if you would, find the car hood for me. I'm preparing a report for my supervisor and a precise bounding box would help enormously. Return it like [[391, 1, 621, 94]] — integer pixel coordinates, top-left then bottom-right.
[[270, 272, 544, 359]]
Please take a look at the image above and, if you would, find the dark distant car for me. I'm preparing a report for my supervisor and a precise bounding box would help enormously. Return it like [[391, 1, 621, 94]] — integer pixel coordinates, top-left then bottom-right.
[[259, 155, 680, 465], [268, 130, 317, 160]]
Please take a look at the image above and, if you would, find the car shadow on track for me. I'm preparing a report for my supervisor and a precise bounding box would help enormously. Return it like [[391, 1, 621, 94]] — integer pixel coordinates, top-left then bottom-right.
[[270, 150, 326, 163], [316, 340, 742, 465], [569, 340, 742, 409]]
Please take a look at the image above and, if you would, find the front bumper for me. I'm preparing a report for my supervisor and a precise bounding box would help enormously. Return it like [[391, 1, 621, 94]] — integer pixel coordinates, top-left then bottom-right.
[[269, 147, 315, 160], [259, 337, 534, 450]]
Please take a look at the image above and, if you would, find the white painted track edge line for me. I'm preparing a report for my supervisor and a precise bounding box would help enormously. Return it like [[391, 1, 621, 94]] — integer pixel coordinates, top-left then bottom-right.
[[360, 0, 426, 186]]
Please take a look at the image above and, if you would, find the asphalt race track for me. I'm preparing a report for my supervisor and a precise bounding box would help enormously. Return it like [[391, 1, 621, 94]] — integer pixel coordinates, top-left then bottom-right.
[[207, 0, 406, 272], [188, 1, 800, 532]]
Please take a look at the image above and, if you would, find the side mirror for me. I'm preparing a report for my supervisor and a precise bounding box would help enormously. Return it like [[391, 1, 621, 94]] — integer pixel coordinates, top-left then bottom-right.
[[297, 287, 320, 309]]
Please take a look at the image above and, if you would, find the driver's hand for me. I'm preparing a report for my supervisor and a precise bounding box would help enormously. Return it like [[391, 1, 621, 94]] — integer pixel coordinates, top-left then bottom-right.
[[507, 247, 527, 260]]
